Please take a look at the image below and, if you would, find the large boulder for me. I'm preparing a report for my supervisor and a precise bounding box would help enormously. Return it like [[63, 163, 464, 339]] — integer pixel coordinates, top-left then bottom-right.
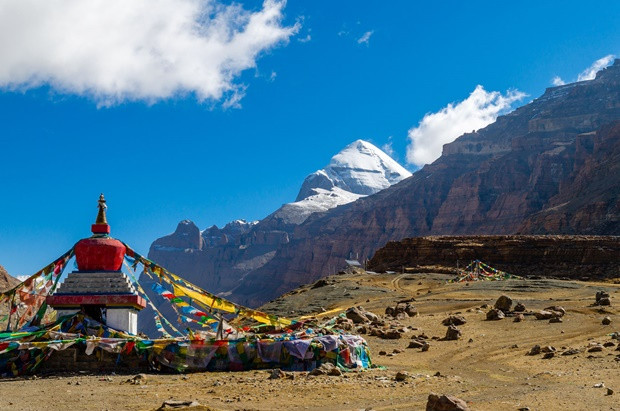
[[345, 307, 369, 324], [494, 295, 513, 312], [426, 393, 470, 411]]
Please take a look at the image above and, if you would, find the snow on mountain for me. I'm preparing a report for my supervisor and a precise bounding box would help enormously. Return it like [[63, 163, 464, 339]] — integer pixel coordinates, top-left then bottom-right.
[[271, 140, 412, 224]]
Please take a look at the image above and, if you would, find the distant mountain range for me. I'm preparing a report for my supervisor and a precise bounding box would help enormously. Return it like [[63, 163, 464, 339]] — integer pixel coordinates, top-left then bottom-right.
[[145, 140, 410, 316], [149, 60, 620, 309]]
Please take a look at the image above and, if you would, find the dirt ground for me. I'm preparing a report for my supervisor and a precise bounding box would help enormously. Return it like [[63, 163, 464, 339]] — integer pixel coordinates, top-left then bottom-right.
[[1, 273, 619, 411]]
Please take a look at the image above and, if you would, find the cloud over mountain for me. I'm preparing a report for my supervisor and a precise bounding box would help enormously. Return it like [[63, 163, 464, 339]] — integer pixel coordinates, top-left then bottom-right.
[[577, 54, 615, 81], [0, 0, 297, 106], [406, 86, 525, 167]]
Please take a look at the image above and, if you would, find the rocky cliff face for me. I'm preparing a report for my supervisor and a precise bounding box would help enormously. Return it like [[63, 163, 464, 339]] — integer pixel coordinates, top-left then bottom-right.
[[231, 60, 620, 306], [0, 264, 18, 292], [367, 235, 619, 280]]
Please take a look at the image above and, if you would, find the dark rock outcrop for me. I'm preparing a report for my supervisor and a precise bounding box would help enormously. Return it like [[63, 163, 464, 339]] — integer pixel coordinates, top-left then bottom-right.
[[367, 235, 619, 280]]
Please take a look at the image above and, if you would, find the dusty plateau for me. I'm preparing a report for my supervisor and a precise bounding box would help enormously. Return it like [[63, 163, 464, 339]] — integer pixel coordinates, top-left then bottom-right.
[[1, 271, 619, 410]]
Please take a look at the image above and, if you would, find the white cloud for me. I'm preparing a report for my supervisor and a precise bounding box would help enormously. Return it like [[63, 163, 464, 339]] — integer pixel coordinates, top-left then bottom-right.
[[0, 0, 298, 106], [577, 54, 615, 81], [298, 34, 312, 43], [406, 86, 525, 167], [357, 31, 374, 45], [381, 137, 394, 158], [552, 76, 566, 86]]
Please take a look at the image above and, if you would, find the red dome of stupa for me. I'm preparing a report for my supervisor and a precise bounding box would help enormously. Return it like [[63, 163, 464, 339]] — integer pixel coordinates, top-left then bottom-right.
[[74, 194, 126, 272]]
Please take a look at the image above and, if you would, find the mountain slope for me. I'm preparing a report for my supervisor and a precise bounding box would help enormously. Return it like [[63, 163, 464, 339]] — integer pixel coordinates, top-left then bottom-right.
[[232, 60, 620, 306], [0, 264, 18, 292], [267, 140, 411, 225], [143, 140, 410, 333]]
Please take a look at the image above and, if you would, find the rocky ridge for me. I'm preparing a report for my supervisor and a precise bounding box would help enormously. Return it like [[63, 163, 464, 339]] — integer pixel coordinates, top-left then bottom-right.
[[0, 264, 18, 292], [368, 235, 620, 280]]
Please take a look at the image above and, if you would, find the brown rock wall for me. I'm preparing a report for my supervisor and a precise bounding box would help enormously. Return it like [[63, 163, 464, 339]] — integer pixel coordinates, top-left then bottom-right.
[[368, 235, 619, 279]]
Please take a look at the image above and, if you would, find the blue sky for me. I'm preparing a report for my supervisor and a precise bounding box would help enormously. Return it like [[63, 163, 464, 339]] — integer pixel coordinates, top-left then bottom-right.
[[0, 0, 619, 276]]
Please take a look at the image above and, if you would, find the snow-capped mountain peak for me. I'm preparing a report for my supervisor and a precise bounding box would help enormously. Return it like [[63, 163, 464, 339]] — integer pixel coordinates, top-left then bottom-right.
[[273, 139, 411, 224], [296, 139, 411, 201]]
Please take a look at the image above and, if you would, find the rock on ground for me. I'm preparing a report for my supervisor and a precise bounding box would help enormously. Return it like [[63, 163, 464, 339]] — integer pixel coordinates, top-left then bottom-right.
[[494, 295, 513, 312], [486, 308, 505, 320], [442, 315, 467, 326], [426, 393, 470, 411], [444, 325, 462, 341]]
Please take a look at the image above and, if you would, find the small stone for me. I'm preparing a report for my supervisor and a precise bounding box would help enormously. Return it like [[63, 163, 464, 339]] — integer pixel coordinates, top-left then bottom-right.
[[421, 342, 430, 352], [542, 352, 555, 359], [408, 340, 425, 349], [594, 382, 605, 388], [544, 306, 566, 317], [514, 303, 526, 312], [587, 345, 604, 353], [486, 308, 505, 321], [379, 350, 387, 355], [383, 330, 403, 340], [602, 316, 611, 325], [603, 342, 616, 348], [607, 388, 614, 395], [514, 314, 525, 322], [549, 317, 562, 323], [158, 400, 201, 409], [561, 348, 581, 356], [268, 369, 286, 379], [308, 362, 342, 377], [534, 310, 555, 320], [444, 325, 462, 341], [393, 348, 404, 354], [527, 345, 541, 356], [596, 291, 610, 305], [541, 346, 556, 353], [442, 315, 467, 326], [394, 371, 409, 382], [125, 374, 147, 385]]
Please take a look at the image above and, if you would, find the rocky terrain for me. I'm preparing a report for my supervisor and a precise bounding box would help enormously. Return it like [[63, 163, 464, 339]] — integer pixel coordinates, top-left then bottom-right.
[[368, 235, 620, 280], [4, 271, 619, 410], [231, 60, 620, 307]]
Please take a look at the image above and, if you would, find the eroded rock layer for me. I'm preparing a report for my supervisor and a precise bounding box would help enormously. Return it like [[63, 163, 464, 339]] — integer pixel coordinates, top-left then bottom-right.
[[367, 235, 619, 279]]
